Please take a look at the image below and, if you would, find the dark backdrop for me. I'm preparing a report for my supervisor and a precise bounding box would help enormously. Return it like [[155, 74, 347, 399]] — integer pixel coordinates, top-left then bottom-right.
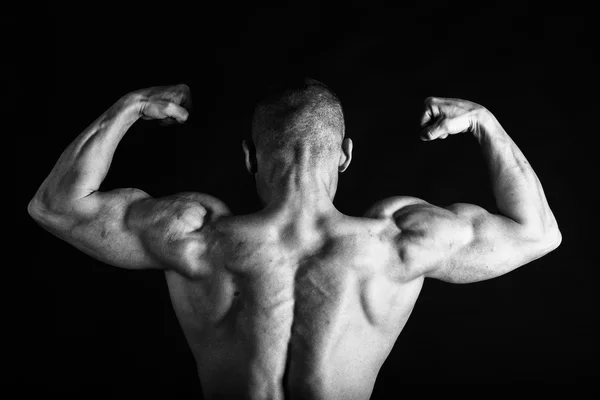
[[16, 0, 597, 394]]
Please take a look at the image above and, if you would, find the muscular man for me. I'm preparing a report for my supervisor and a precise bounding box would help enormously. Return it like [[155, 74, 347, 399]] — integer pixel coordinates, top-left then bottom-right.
[[28, 79, 561, 399]]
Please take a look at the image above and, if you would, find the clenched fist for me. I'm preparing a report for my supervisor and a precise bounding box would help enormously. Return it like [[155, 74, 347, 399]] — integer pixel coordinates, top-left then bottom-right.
[[131, 84, 191, 124], [420, 97, 489, 141]]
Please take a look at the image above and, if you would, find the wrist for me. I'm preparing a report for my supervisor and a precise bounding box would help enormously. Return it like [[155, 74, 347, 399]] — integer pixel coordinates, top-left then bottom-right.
[[118, 93, 146, 122], [474, 109, 502, 142]]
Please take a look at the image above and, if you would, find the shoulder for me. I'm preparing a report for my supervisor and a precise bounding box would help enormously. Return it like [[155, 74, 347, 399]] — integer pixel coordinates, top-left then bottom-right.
[[366, 198, 475, 279], [127, 192, 231, 234], [365, 196, 472, 250], [364, 196, 429, 219], [127, 192, 231, 276]]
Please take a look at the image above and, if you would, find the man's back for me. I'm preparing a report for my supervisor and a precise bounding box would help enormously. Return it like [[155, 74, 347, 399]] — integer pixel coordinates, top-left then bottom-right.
[[28, 85, 561, 399], [166, 208, 424, 400]]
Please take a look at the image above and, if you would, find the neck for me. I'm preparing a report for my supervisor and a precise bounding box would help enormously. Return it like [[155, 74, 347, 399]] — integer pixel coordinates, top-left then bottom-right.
[[256, 150, 339, 216]]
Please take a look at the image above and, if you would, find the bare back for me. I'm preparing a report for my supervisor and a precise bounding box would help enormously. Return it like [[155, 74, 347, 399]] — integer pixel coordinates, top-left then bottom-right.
[[165, 208, 424, 400], [29, 85, 562, 399]]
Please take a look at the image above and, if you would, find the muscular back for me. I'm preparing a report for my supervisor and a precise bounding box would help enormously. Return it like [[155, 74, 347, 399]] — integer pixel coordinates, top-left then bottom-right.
[[163, 201, 424, 400], [31, 184, 558, 399], [29, 87, 561, 399]]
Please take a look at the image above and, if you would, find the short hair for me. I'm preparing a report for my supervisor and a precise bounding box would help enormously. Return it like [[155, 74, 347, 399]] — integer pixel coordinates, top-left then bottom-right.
[[251, 77, 345, 159]]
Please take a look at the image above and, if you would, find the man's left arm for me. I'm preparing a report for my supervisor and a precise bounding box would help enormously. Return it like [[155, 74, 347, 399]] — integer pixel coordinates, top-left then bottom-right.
[[28, 85, 190, 269]]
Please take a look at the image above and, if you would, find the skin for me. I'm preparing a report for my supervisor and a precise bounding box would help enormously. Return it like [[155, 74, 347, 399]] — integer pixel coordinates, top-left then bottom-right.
[[29, 85, 561, 399]]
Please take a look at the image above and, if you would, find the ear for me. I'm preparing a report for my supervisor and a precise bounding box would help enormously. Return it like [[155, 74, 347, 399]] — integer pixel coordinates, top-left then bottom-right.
[[338, 137, 353, 173], [242, 140, 257, 175]]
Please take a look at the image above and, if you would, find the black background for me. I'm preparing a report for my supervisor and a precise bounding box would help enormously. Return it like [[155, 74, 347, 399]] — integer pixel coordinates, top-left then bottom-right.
[[15, 0, 597, 394]]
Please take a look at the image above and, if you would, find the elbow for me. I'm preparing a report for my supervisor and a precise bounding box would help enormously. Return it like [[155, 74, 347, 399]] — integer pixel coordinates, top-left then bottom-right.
[[544, 213, 562, 251], [536, 221, 562, 254], [28, 197, 45, 222], [519, 218, 562, 253], [28, 185, 55, 222], [28, 187, 74, 224], [27, 196, 66, 230], [535, 227, 562, 261], [29, 192, 90, 234], [28, 197, 56, 229], [549, 225, 562, 250]]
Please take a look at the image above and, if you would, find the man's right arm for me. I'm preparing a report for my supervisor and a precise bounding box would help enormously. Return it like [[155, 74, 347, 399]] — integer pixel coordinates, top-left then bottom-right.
[[386, 98, 562, 283]]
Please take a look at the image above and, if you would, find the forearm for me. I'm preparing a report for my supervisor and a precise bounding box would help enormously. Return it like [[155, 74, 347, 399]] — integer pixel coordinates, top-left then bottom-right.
[[30, 94, 142, 213], [476, 111, 559, 238]]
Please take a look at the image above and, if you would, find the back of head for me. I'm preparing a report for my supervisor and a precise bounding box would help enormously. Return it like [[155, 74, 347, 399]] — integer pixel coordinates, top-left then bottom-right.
[[251, 77, 345, 160]]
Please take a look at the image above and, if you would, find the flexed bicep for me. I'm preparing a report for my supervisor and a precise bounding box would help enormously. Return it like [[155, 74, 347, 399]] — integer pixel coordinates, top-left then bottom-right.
[[27, 84, 195, 269], [31, 188, 228, 274], [402, 96, 562, 283], [402, 203, 560, 284], [370, 196, 556, 284]]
